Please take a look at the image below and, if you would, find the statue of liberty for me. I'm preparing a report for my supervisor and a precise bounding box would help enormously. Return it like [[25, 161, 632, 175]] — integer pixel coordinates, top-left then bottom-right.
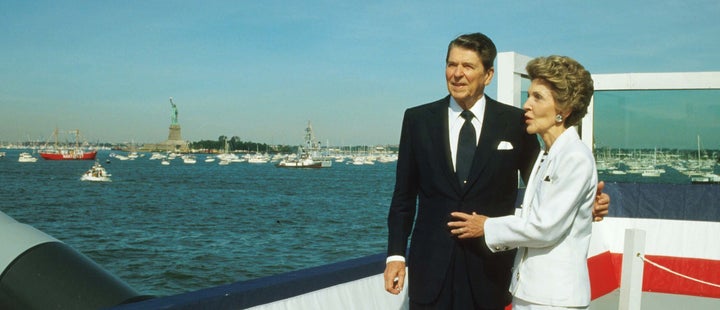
[[169, 97, 178, 125]]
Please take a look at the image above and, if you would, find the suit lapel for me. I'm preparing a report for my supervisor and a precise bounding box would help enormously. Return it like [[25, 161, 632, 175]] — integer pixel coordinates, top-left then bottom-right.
[[426, 97, 460, 191], [464, 98, 504, 191]]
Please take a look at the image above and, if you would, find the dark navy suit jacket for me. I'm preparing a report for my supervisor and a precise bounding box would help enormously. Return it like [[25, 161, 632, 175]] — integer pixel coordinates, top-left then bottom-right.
[[387, 95, 540, 308]]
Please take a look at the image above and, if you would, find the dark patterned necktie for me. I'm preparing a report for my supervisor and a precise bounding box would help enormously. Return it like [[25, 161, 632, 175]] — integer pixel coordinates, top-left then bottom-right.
[[456, 110, 476, 186]]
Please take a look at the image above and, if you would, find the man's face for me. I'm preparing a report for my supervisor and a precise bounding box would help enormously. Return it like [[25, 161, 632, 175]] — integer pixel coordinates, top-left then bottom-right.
[[445, 46, 494, 109]]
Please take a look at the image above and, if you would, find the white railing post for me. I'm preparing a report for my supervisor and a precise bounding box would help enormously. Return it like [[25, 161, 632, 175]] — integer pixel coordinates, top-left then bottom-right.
[[496, 51, 532, 109], [618, 228, 646, 310]]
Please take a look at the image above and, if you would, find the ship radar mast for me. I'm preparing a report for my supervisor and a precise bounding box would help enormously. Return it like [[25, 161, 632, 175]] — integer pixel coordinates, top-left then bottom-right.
[[304, 121, 320, 151]]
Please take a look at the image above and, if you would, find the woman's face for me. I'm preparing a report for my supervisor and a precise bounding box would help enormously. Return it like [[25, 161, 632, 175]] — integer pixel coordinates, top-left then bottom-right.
[[523, 79, 560, 135]]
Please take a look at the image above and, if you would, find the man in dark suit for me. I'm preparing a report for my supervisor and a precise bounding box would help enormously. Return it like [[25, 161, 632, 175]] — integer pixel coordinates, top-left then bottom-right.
[[383, 33, 609, 309]]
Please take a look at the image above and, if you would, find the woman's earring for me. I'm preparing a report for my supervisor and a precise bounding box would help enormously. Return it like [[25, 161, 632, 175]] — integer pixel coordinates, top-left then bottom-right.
[[555, 114, 563, 123]]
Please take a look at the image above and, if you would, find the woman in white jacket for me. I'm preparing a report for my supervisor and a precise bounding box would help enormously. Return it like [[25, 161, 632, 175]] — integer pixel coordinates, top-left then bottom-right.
[[448, 55, 597, 310]]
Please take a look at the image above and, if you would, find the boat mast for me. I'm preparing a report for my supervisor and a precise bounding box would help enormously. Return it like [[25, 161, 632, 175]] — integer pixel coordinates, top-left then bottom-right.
[[53, 128, 59, 149], [74, 129, 80, 149]]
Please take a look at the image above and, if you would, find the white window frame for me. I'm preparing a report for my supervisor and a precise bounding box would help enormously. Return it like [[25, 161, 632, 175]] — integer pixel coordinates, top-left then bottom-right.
[[495, 51, 720, 150]]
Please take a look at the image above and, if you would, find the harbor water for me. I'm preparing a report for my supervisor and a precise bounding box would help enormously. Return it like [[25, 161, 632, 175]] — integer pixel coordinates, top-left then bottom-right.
[[0, 150, 393, 297], [0, 149, 716, 298]]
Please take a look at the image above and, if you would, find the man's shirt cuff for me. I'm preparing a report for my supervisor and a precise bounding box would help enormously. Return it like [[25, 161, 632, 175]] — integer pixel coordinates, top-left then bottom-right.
[[386, 255, 405, 264]]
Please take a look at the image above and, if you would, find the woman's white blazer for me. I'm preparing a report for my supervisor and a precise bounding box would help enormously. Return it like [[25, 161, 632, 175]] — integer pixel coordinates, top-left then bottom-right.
[[484, 127, 598, 307]]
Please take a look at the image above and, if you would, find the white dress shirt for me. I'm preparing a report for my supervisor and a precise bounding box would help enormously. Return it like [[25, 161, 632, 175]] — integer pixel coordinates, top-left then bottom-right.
[[448, 96, 485, 171]]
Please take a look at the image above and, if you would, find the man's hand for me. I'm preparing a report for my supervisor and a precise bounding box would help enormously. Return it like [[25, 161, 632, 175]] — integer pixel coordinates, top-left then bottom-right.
[[448, 212, 487, 238], [593, 181, 610, 221], [384, 261, 406, 294]]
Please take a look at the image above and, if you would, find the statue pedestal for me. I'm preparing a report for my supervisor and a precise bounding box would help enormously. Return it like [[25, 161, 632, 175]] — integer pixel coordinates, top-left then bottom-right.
[[161, 124, 187, 151], [168, 124, 182, 141], [142, 124, 188, 152]]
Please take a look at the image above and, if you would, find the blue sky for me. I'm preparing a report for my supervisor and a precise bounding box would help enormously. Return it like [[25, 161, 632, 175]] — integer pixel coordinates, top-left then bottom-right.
[[1, 0, 719, 148]]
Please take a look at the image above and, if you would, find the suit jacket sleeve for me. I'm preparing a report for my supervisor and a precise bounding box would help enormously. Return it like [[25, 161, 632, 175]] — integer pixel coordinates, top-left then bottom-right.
[[386, 109, 418, 257]]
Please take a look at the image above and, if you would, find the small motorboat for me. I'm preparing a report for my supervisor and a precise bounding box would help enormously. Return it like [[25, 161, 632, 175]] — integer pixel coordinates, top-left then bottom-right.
[[80, 162, 111, 182], [18, 152, 38, 163]]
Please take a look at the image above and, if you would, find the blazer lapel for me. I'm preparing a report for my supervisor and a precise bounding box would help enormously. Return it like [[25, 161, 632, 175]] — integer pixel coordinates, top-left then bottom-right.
[[522, 151, 545, 210]]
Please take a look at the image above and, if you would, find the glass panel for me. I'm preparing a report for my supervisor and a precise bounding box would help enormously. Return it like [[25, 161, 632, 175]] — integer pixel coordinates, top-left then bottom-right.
[[593, 90, 720, 184], [520, 77, 531, 102]]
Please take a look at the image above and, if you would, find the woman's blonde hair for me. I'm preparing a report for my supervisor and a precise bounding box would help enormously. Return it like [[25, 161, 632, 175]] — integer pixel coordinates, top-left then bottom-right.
[[526, 55, 594, 128]]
